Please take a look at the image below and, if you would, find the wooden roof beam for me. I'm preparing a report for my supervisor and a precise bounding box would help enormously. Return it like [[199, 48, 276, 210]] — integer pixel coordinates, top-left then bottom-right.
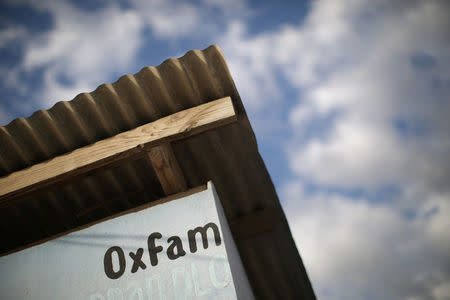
[[0, 97, 236, 204]]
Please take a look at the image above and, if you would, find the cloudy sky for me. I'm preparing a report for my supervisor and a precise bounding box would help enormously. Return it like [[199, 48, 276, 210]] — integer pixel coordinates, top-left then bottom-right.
[[1, 0, 449, 299]]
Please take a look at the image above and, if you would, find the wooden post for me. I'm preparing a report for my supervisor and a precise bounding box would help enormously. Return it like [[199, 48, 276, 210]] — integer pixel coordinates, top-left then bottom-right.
[[146, 143, 187, 195]]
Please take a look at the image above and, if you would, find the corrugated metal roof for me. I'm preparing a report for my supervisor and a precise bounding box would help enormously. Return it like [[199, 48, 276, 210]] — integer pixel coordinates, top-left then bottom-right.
[[0, 45, 315, 299]]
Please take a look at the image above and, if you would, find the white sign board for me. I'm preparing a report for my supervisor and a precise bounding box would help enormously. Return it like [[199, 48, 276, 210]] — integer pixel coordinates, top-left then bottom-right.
[[0, 181, 254, 299]]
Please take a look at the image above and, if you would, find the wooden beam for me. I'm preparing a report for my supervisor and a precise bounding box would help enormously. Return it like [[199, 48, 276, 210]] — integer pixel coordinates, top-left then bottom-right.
[[0, 97, 236, 203], [146, 143, 187, 195]]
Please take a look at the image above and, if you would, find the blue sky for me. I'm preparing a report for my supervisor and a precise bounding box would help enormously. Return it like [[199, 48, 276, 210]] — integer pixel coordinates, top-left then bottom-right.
[[1, 0, 449, 299]]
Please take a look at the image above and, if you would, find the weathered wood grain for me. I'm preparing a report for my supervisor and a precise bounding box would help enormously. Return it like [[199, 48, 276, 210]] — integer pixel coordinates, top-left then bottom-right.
[[147, 143, 187, 195], [0, 97, 236, 203]]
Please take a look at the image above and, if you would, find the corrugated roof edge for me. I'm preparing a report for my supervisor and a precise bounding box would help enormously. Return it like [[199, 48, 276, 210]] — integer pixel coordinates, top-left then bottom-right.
[[1, 45, 239, 126], [0, 45, 258, 176]]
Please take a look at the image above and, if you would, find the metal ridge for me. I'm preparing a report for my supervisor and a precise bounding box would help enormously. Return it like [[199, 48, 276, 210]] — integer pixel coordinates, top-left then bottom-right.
[[0, 45, 254, 176]]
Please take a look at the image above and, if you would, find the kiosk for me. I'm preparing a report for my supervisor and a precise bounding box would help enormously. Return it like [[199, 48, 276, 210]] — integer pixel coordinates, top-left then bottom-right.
[[0, 45, 315, 299]]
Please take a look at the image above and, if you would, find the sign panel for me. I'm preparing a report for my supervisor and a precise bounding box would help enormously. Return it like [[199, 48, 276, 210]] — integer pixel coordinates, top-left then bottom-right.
[[0, 182, 254, 299]]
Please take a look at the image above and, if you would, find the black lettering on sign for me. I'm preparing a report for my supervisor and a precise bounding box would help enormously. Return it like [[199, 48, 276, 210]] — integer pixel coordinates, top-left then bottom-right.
[[102, 222, 223, 279], [188, 222, 222, 253], [104, 246, 126, 279], [129, 248, 146, 273], [167, 236, 186, 260], [147, 232, 163, 266]]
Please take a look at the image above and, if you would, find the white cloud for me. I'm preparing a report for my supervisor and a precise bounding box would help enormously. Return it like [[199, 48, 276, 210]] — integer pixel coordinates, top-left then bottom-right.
[[0, 105, 12, 125], [131, 0, 249, 38], [215, 0, 450, 299], [285, 0, 450, 188], [3, 0, 251, 112], [129, 0, 201, 38], [0, 26, 27, 48], [282, 181, 450, 300], [17, 1, 144, 107], [280, 0, 450, 298], [1, 0, 449, 298], [220, 22, 281, 110]]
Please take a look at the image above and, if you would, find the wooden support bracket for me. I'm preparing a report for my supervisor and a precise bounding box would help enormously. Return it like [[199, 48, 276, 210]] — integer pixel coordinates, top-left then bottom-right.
[[146, 143, 187, 195]]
